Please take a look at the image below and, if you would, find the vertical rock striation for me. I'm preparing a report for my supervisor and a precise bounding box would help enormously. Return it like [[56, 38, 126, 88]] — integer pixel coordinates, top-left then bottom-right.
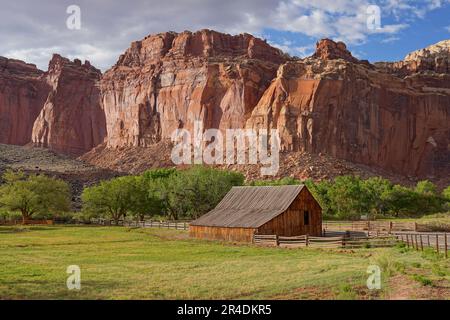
[[100, 29, 287, 147], [31, 55, 106, 156], [0, 57, 50, 145]]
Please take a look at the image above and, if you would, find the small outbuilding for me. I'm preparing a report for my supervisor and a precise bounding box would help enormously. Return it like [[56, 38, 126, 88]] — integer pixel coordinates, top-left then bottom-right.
[[189, 185, 322, 243]]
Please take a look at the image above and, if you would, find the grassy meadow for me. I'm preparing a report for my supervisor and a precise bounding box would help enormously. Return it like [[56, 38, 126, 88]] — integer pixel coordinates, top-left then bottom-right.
[[0, 226, 449, 300]]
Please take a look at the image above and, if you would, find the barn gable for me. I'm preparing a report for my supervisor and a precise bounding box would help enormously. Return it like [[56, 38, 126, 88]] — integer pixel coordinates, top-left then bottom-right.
[[190, 185, 305, 228]]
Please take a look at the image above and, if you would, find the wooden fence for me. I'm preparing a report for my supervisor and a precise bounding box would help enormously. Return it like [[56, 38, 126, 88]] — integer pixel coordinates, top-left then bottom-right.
[[394, 232, 448, 258], [323, 220, 417, 233], [91, 219, 189, 230], [254, 234, 399, 249]]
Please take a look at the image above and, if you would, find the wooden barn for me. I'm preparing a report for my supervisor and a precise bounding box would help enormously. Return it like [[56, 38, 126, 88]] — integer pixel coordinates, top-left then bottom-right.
[[189, 185, 322, 243]]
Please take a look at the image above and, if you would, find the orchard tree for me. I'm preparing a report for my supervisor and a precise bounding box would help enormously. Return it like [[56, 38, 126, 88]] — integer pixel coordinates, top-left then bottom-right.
[[0, 170, 71, 224]]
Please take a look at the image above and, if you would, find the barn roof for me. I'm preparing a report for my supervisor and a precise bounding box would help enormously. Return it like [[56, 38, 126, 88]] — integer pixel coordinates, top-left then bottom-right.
[[190, 185, 305, 228]]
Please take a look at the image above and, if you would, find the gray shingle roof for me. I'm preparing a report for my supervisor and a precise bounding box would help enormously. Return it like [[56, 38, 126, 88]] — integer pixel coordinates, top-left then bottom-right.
[[190, 185, 304, 228]]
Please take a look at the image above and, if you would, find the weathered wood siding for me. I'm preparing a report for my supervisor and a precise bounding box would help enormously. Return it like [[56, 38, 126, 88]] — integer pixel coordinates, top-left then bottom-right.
[[257, 188, 322, 237], [189, 225, 256, 242]]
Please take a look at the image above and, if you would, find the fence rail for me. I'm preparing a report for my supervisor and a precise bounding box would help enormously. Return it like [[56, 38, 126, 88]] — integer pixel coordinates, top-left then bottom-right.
[[91, 219, 190, 230], [323, 221, 417, 233], [255, 233, 402, 249], [393, 232, 448, 258]]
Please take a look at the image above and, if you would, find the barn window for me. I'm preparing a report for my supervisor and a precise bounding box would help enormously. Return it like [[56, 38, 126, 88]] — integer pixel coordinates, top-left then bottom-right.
[[304, 211, 310, 226]]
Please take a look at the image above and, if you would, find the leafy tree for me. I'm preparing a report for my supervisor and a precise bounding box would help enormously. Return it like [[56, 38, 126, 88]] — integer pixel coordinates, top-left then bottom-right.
[[361, 177, 393, 218], [443, 186, 450, 211], [415, 180, 438, 195], [443, 186, 450, 201], [0, 170, 71, 224], [304, 179, 334, 218], [82, 176, 135, 224], [383, 185, 419, 217], [326, 176, 366, 220], [165, 166, 244, 219]]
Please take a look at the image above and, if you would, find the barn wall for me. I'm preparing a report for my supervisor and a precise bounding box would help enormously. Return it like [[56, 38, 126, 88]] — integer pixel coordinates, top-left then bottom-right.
[[257, 188, 322, 237], [189, 225, 256, 242]]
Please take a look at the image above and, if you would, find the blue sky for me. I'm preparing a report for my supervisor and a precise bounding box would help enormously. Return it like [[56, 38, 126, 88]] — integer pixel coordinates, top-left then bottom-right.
[[261, 0, 450, 62], [0, 0, 449, 70]]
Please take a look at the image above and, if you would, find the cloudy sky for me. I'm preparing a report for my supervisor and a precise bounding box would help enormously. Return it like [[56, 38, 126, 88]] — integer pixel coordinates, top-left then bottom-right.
[[1, 0, 449, 71]]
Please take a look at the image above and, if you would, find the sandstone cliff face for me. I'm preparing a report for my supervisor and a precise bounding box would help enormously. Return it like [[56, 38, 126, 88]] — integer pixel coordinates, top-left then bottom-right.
[[32, 54, 106, 156], [101, 29, 287, 147], [1, 30, 449, 180], [0, 57, 50, 145], [246, 40, 450, 177]]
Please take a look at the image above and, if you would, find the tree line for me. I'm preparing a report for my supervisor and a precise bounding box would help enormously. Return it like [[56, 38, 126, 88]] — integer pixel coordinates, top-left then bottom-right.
[[0, 168, 449, 223]]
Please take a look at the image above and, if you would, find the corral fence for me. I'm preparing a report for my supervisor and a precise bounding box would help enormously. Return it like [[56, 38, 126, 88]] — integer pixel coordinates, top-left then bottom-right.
[[253, 234, 398, 249], [323, 221, 417, 233], [393, 232, 449, 258], [91, 218, 190, 230]]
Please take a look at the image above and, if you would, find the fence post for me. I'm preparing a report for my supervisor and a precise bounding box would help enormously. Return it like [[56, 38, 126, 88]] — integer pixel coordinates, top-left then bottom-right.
[[427, 234, 430, 247], [436, 235, 440, 255], [406, 234, 410, 248], [419, 235, 423, 251], [184, 222, 187, 230], [445, 233, 448, 259], [389, 222, 393, 234], [305, 234, 309, 247], [275, 235, 279, 247]]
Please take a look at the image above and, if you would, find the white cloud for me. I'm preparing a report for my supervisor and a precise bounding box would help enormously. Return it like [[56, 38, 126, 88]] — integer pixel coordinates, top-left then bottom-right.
[[381, 36, 401, 43], [0, 0, 447, 71]]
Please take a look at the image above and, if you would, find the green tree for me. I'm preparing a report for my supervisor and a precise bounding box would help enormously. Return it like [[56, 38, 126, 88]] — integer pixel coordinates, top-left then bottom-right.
[[443, 186, 450, 201], [383, 185, 419, 217], [0, 170, 71, 224], [82, 176, 135, 224], [166, 166, 244, 220], [362, 177, 393, 218], [326, 176, 366, 220], [443, 186, 450, 211], [415, 180, 438, 195]]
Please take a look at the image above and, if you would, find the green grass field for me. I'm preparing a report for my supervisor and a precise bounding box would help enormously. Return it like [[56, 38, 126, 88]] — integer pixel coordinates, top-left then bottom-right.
[[0, 226, 449, 300]]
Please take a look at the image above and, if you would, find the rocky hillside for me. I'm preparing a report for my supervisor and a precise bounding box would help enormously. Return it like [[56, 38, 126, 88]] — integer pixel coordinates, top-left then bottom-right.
[[0, 30, 449, 184]]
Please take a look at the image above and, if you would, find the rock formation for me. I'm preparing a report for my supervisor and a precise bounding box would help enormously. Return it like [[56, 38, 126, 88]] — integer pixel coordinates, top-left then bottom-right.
[[375, 39, 450, 76], [0, 57, 50, 145], [101, 29, 287, 147], [0, 31, 449, 181], [246, 41, 450, 177], [32, 54, 106, 156]]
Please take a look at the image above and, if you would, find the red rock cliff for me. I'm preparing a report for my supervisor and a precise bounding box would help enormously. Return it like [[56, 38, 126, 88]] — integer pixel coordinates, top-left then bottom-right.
[[101, 29, 287, 147], [31, 54, 106, 156], [1, 32, 449, 180], [246, 39, 450, 178], [0, 57, 50, 145]]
